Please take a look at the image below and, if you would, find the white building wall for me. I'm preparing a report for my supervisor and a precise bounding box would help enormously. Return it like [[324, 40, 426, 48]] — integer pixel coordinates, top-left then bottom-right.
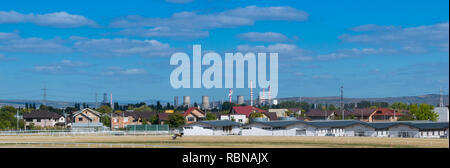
[[220, 115, 248, 124], [286, 123, 317, 136], [241, 123, 273, 136], [388, 125, 420, 138], [344, 124, 376, 137], [182, 123, 240, 136]]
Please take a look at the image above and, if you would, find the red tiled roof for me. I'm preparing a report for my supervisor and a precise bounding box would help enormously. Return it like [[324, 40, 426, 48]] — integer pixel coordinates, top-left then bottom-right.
[[184, 107, 204, 117], [262, 112, 278, 120], [232, 106, 266, 117], [158, 113, 169, 121], [372, 108, 404, 116], [348, 108, 376, 117], [305, 109, 338, 117]]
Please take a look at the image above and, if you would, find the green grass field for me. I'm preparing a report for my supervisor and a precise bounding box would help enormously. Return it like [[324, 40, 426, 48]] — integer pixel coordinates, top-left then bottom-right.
[[0, 135, 448, 148]]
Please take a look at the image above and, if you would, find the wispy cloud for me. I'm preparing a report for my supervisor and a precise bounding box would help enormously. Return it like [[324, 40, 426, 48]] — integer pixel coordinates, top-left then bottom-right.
[[0, 32, 70, 53], [236, 43, 313, 61], [73, 38, 177, 57], [317, 48, 397, 61], [340, 21, 449, 53], [165, 0, 193, 4], [110, 6, 308, 39], [0, 10, 98, 28], [99, 67, 147, 76], [236, 32, 292, 42], [33, 60, 90, 74]]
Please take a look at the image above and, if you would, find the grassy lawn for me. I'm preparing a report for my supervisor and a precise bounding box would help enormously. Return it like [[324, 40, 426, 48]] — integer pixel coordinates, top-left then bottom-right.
[[0, 135, 448, 148]]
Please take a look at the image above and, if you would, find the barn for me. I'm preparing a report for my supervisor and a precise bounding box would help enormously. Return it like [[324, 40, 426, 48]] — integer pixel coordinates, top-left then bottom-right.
[[182, 120, 241, 136]]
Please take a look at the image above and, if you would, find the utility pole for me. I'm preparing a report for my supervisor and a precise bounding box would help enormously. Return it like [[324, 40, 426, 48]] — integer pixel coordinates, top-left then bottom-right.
[[340, 86, 344, 120], [16, 109, 19, 130], [110, 93, 113, 131], [95, 92, 98, 109], [42, 85, 47, 106]]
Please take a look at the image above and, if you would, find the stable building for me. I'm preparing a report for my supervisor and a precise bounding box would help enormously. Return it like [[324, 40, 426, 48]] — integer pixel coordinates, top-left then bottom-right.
[[182, 120, 241, 136]]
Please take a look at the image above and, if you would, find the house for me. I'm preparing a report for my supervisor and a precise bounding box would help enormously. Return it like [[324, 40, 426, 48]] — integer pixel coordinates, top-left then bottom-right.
[[22, 110, 65, 128], [71, 108, 105, 131], [268, 109, 288, 117], [158, 113, 169, 125], [288, 108, 303, 116], [348, 108, 376, 122], [220, 114, 247, 124], [182, 120, 241, 136], [368, 108, 404, 122], [304, 109, 338, 120], [112, 111, 157, 129], [184, 107, 205, 124], [230, 106, 266, 117], [225, 106, 277, 124]]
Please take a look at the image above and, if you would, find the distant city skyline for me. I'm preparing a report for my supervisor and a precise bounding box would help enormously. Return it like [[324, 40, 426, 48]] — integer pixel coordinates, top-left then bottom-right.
[[0, 0, 448, 103]]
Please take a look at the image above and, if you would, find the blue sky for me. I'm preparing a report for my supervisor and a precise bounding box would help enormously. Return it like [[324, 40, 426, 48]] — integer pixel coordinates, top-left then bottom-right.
[[0, 0, 448, 104]]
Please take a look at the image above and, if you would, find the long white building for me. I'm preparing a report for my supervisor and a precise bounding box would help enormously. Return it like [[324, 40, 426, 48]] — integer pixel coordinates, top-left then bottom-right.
[[241, 120, 448, 138]]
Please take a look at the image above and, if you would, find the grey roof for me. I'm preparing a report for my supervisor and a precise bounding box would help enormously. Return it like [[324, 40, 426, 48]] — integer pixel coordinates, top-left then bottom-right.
[[306, 120, 372, 128], [246, 120, 449, 130], [189, 120, 241, 127], [251, 120, 301, 127]]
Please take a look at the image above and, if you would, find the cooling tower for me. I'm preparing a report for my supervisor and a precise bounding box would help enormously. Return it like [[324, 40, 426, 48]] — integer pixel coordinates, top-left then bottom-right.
[[183, 96, 191, 107], [237, 95, 244, 105], [202, 96, 209, 109]]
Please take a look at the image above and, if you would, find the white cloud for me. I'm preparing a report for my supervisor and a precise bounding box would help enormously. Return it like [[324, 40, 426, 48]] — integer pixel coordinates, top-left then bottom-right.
[[117, 27, 209, 39], [317, 48, 397, 61], [0, 32, 70, 53], [0, 10, 97, 28], [33, 60, 89, 73], [165, 0, 193, 4], [236, 43, 313, 61], [340, 21, 449, 53], [110, 6, 308, 38], [74, 38, 176, 57], [100, 67, 147, 76], [237, 32, 291, 42]]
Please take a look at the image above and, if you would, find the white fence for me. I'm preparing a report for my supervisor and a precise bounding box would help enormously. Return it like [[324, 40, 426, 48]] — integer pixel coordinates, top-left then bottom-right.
[[0, 130, 171, 136]]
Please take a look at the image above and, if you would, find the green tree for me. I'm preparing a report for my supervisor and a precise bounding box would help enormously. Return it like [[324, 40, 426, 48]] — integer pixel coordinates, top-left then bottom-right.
[[205, 113, 217, 120], [409, 104, 438, 121], [97, 105, 112, 114], [0, 106, 17, 130], [327, 104, 337, 111], [168, 113, 185, 128], [134, 105, 152, 112], [249, 112, 264, 119], [221, 102, 235, 111], [156, 101, 163, 110], [391, 102, 408, 110], [100, 115, 111, 127], [150, 115, 159, 124]]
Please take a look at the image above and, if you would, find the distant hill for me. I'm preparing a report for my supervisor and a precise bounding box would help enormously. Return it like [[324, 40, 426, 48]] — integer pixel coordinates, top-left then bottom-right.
[[1, 94, 448, 108], [0, 99, 169, 108], [277, 94, 449, 106]]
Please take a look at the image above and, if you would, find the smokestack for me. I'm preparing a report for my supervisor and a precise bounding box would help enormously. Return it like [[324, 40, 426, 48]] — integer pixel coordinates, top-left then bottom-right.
[[250, 80, 253, 106]]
